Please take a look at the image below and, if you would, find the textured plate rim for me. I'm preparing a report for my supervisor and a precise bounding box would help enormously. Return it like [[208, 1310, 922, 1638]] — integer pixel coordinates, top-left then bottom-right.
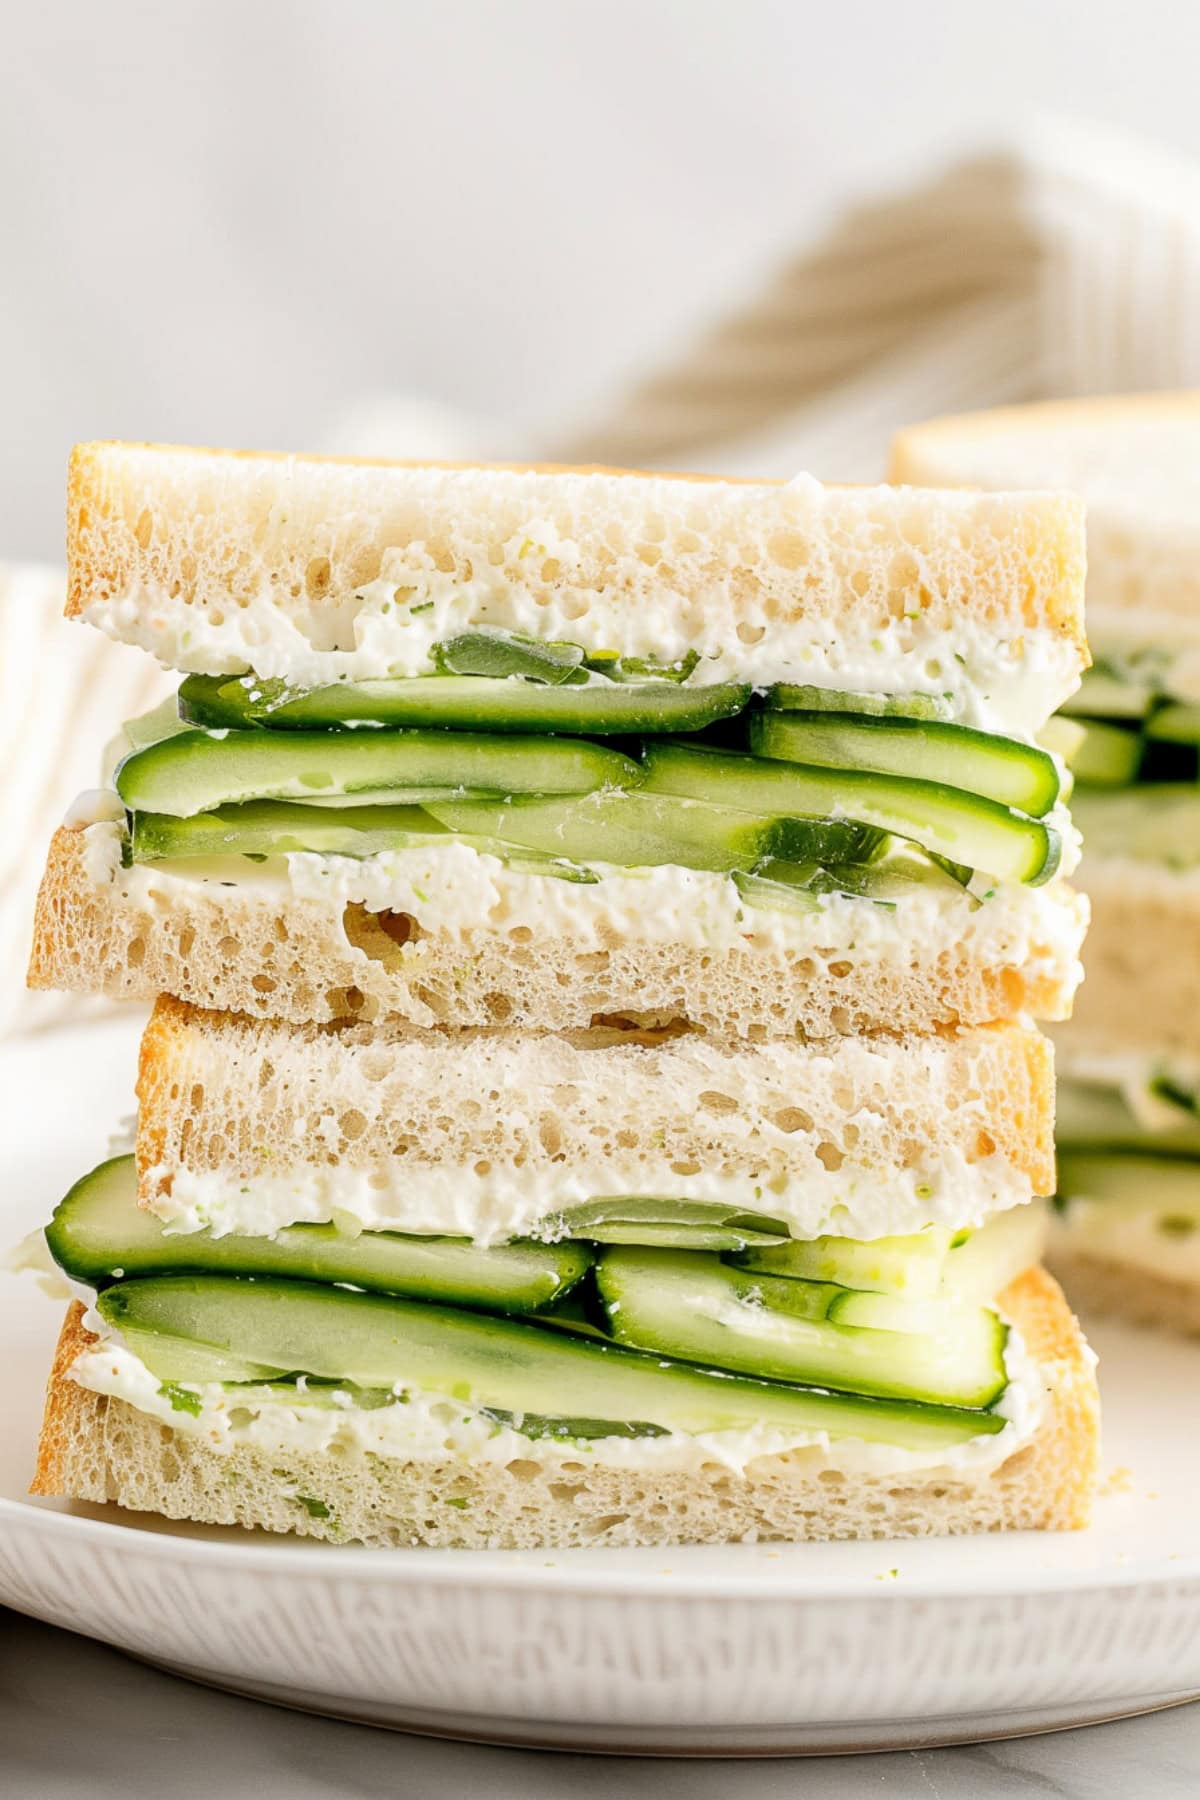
[[5, 1491, 1200, 1601]]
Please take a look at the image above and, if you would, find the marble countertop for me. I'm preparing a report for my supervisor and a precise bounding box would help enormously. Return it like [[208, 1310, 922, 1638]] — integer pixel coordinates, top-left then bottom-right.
[[3, 1609, 1197, 1798]]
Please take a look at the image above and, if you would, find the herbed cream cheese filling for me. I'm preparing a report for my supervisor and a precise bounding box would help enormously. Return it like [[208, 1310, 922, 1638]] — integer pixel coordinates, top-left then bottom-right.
[[82, 580, 1082, 738], [72, 815, 1086, 968], [145, 1144, 1037, 1247], [68, 1312, 1044, 1483]]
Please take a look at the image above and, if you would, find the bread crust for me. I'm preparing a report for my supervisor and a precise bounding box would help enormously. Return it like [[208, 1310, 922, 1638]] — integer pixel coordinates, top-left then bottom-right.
[[65, 440, 1086, 656], [29, 825, 1086, 1041], [32, 1268, 1099, 1543], [892, 391, 1200, 477]]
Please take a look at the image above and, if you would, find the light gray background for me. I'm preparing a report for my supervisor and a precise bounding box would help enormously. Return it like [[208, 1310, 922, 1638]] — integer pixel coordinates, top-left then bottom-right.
[[2, 1609, 1197, 1798], [5, 0, 1200, 556]]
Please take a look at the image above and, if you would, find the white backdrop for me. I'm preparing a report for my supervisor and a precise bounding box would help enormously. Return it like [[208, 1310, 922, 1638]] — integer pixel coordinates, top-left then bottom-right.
[[4, 0, 1200, 557]]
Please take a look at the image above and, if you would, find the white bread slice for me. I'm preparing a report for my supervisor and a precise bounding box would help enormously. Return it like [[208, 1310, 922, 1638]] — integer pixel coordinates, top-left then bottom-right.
[[29, 823, 1087, 1041], [31, 1275, 1099, 1544], [1053, 858, 1200, 1061], [66, 442, 1086, 704], [890, 393, 1200, 636], [1047, 1248, 1200, 1337], [133, 998, 1056, 1242]]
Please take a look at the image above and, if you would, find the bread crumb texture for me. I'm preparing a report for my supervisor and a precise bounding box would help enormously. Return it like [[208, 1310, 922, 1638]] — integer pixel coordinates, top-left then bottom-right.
[[133, 997, 1055, 1201]]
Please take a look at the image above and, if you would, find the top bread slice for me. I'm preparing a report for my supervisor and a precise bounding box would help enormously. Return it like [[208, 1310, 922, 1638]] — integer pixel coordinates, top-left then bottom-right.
[[891, 392, 1200, 631], [66, 443, 1086, 687]]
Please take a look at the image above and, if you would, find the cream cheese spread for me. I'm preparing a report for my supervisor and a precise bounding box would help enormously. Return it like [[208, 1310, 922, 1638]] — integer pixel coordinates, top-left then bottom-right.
[[146, 1142, 1037, 1247], [71, 815, 1086, 970], [69, 1313, 1044, 1482], [82, 582, 1082, 740]]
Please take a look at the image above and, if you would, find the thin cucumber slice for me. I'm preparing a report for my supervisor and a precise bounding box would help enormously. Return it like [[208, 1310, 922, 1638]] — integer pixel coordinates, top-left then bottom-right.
[[116, 729, 640, 819], [129, 800, 449, 862], [732, 1229, 953, 1300], [123, 696, 190, 751], [1145, 702, 1200, 745], [46, 1156, 591, 1311], [936, 1205, 1047, 1303], [594, 1248, 1008, 1408], [734, 845, 974, 918], [427, 790, 885, 874], [1051, 717, 1142, 787], [753, 711, 1060, 815], [96, 1275, 1004, 1449], [433, 629, 585, 682], [541, 1197, 790, 1252], [477, 1410, 668, 1440], [115, 1329, 285, 1384], [178, 672, 751, 736], [1071, 785, 1200, 867], [643, 743, 1060, 886], [1056, 1152, 1200, 1222], [127, 800, 596, 880], [764, 685, 953, 722], [1060, 669, 1155, 719], [732, 868, 823, 916]]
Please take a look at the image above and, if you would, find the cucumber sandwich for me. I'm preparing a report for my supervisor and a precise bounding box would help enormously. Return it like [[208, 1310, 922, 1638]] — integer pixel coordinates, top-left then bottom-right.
[[29, 443, 1090, 1041], [26, 444, 1098, 1544], [894, 395, 1200, 1334]]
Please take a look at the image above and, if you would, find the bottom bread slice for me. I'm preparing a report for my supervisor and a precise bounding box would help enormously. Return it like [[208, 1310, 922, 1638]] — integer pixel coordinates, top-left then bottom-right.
[[33, 1269, 1098, 1546], [1049, 1248, 1200, 1338]]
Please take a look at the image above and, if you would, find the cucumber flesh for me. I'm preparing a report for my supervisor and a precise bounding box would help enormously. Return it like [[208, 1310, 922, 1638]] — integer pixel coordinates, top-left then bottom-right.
[[644, 742, 1060, 886], [594, 1248, 1008, 1407], [128, 801, 595, 880], [116, 1328, 284, 1384], [936, 1205, 1047, 1303], [123, 696, 190, 751], [764, 685, 953, 721], [46, 1156, 591, 1311], [754, 711, 1060, 815], [1072, 785, 1200, 867], [734, 845, 974, 917], [434, 629, 585, 682], [1055, 718, 1142, 787], [427, 790, 885, 874], [178, 672, 751, 736], [96, 1275, 1004, 1449], [129, 801, 450, 862], [732, 1229, 953, 1299], [116, 729, 640, 819], [732, 868, 822, 916], [542, 1197, 790, 1252], [1060, 669, 1154, 719]]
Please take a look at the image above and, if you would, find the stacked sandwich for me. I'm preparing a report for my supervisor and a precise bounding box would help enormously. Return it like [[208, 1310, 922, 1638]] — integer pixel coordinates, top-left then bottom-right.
[[28, 442, 1098, 1545], [893, 394, 1200, 1335]]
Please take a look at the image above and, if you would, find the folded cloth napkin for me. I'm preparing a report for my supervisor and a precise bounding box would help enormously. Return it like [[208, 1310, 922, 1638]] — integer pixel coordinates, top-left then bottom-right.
[[555, 125, 1200, 479]]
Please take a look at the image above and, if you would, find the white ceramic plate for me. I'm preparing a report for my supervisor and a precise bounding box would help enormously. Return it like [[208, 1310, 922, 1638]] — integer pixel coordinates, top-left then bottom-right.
[[3, 1015, 1200, 1755]]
